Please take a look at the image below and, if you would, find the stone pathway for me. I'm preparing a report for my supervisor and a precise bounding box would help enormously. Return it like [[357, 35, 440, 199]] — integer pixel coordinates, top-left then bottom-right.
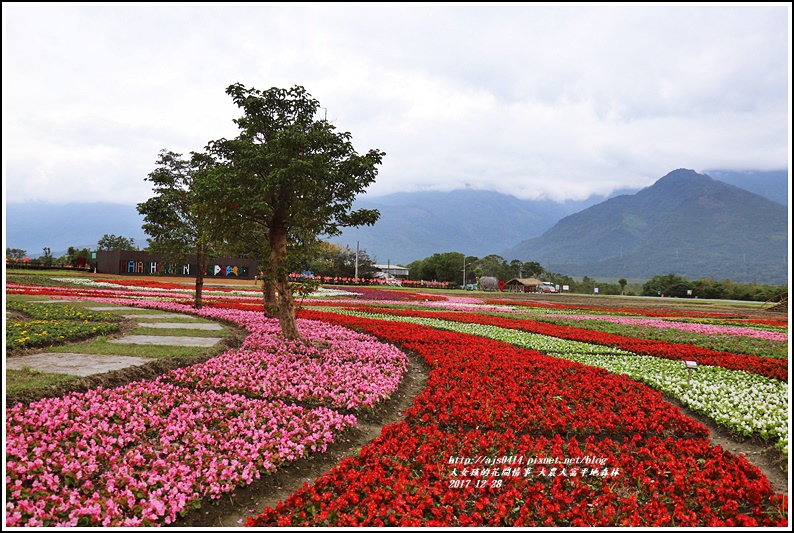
[[6, 353, 152, 377], [108, 335, 221, 346], [8, 302, 225, 376]]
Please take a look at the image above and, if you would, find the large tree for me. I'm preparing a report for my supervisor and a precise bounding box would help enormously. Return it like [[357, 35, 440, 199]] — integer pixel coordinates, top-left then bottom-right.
[[208, 83, 383, 339], [407, 252, 467, 284], [137, 150, 221, 309]]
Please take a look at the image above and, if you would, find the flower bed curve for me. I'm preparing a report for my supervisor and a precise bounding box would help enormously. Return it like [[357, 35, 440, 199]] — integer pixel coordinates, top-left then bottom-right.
[[246, 311, 787, 527]]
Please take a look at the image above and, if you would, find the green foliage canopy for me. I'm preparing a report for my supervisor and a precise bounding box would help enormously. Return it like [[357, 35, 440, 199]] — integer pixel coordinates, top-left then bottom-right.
[[96, 234, 136, 251], [205, 83, 385, 338], [208, 84, 383, 238]]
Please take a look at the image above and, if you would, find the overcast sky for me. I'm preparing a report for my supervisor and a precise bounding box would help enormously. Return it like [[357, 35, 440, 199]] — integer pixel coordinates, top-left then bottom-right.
[[2, 3, 791, 207]]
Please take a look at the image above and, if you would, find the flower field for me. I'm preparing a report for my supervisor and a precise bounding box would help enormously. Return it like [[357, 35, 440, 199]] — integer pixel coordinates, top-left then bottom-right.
[[4, 279, 790, 527]]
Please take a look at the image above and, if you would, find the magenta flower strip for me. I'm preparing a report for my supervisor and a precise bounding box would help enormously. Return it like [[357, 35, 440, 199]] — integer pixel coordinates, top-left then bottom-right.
[[545, 314, 788, 341]]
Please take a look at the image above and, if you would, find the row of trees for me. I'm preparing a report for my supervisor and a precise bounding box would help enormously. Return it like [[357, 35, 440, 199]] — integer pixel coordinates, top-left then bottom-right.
[[406, 252, 544, 286], [137, 83, 384, 339], [641, 273, 786, 302]]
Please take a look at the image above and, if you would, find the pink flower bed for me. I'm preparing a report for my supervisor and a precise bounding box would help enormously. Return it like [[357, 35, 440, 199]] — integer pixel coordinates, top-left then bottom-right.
[[545, 314, 788, 341], [6, 383, 354, 526], [6, 297, 407, 526], [163, 318, 408, 410]]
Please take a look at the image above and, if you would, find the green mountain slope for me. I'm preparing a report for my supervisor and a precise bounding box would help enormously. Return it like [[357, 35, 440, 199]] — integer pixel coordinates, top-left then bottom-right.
[[504, 169, 789, 284]]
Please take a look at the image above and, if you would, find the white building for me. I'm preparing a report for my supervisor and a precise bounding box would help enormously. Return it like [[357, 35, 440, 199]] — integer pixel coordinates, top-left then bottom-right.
[[373, 264, 409, 278]]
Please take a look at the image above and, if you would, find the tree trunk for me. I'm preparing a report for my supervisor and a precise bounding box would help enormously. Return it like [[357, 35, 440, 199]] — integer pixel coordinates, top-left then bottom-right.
[[263, 273, 279, 317], [194, 244, 206, 309], [270, 227, 301, 340], [194, 272, 204, 309]]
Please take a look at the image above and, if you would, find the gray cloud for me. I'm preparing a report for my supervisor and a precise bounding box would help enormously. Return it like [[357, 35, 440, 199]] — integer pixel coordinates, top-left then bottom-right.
[[3, 3, 789, 205]]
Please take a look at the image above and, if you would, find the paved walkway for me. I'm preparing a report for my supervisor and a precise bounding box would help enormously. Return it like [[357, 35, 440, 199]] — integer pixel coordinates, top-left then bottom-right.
[[8, 302, 226, 377], [6, 353, 152, 377], [108, 335, 221, 347]]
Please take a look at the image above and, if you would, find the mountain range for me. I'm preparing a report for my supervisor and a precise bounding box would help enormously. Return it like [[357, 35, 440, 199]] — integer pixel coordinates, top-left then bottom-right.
[[4, 169, 788, 284], [326, 189, 630, 265], [503, 169, 788, 284]]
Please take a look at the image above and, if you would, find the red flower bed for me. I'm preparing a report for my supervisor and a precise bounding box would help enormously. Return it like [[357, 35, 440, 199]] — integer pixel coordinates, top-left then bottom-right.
[[251, 423, 784, 527], [333, 306, 788, 382], [248, 311, 787, 527], [734, 317, 788, 327], [200, 300, 263, 312]]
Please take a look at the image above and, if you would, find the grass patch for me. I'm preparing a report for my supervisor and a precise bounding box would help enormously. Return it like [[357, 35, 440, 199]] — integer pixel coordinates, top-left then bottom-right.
[[6, 300, 122, 351], [6, 294, 75, 303], [132, 326, 229, 337], [45, 338, 217, 359], [6, 367, 82, 395]]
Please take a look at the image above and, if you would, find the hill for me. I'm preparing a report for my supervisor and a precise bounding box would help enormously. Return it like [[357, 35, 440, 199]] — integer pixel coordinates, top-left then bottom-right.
[[503, 169, 789, 284], [704, 169, 788, 207]]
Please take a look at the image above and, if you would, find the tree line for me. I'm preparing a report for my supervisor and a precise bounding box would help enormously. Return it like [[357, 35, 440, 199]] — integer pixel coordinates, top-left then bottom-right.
[[640, 273, 785, 303]]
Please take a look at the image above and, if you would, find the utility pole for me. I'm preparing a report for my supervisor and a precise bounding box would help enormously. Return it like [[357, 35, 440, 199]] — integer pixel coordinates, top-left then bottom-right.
[[355, 241, 359, 281], [463, 259, 466, 288], [462, 257, 472, 289]]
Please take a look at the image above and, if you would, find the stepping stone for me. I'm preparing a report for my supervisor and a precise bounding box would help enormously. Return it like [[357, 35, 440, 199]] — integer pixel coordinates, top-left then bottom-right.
[[121, 313, 197, 319], [5, 353, 151, 377], [137, 322, 223, 330], [108, 335, 221, 347]]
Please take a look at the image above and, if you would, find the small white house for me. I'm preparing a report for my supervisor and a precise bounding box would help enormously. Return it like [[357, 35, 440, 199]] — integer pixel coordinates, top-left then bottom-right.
[[373, 264, 409, 278]]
